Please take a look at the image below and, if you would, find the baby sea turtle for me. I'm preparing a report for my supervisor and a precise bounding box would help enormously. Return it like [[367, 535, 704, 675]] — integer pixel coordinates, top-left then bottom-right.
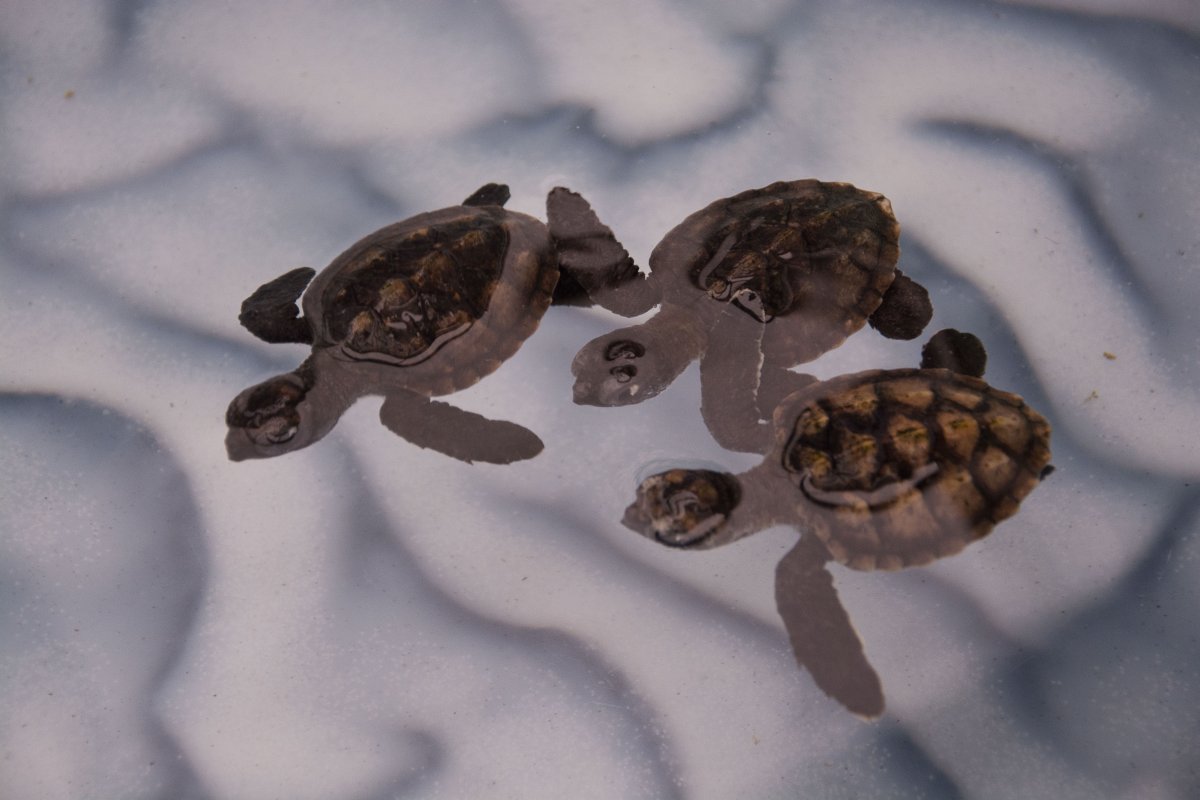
[[622, 348, 1051, 717], [226, 183, 638, 463], [571, 179, 933, 453]]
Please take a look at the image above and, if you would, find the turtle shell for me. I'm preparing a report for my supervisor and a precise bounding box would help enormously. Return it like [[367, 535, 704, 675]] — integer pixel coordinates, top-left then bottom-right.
[[650, 180, 900, 363], [775, 368, 1052, 571], [303, 204, 557, 395]]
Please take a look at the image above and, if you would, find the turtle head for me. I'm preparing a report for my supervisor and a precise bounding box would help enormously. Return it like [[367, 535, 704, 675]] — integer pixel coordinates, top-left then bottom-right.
[[570, 325, 692, 407], [225, 367, 323, 460], [623, 468, 742, 549]]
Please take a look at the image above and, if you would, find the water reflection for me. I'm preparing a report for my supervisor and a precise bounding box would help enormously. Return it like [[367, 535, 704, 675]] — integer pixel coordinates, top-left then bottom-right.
[[571, 179, 933, 453], [225, 183, 640, 463], [623, 339, 1053, 718]]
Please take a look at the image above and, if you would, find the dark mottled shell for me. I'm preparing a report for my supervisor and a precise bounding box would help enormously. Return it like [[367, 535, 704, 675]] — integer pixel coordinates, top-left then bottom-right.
[[652, 180, 899, 362], [777, 368, 1051, 571], [320, 211, 509, 364]]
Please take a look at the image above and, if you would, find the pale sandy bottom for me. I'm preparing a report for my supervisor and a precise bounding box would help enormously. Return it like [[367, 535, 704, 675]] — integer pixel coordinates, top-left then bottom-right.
[[2, 1, 1198, 798]]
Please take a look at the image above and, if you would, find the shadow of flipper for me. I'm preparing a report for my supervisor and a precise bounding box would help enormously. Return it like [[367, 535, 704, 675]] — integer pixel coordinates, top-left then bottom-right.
[[775, 535, 885, 718], [379, 390, 544, 464]]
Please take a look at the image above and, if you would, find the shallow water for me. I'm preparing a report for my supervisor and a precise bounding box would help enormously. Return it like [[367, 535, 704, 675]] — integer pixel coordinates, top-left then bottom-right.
[[3, 1, 1199, 798]]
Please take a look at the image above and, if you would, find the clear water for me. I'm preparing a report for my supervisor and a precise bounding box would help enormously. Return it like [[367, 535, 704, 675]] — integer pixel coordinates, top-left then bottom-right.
[[3, 1, 1199, 798]]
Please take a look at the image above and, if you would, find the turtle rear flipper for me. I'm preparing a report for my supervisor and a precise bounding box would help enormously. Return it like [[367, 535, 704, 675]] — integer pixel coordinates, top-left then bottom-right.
[[462, 183, 511, 208], [868, 269, 932, 340], [379, 390, 543, 464], [920, 328, 987, 378], [238, 267, 316, 344], [547, 187, 657, 316], [776, 535, 885, 718]]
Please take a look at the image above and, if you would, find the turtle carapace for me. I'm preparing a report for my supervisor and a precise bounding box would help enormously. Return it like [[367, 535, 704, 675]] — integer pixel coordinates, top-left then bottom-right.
[[226, 183, 640, 463], [571, 179, 934, 454]]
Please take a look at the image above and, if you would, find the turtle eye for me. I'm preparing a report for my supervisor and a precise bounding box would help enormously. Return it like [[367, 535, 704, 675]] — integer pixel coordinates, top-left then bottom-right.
[[732, 288, 771, 322], [666, 490, 703, 517], [256, 415, 300, 445], [611, 365, 637, 383], [267, 426, 298, 444], [707, 278, 730, 299], [605, 340, 645, 361]]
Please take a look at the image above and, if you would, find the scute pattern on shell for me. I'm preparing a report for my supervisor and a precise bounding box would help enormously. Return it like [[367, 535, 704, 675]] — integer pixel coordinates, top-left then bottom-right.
[[781, 368, 1052, 571], [689, 181, 900, 323], [323, 214, 508, 364]]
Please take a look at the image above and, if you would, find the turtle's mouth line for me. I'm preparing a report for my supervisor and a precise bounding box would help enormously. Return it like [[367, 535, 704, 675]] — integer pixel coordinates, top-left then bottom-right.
[[571, 379, 647, 407], [572, 380, 598, 405], [621, 501, 724, 549], [652, 515, 724, 549]]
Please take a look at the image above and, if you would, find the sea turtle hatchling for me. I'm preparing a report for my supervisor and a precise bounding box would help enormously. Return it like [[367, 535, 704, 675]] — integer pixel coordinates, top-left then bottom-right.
[[622, 347, 1052, 717], [570, 179, 933, 453], [226, 183, 638, 463]]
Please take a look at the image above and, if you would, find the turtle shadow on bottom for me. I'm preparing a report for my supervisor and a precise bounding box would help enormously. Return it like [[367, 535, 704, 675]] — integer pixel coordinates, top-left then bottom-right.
[[225, 183, 643, 464], [570, 179, 935, 455], [622, 335, 1052, 718]]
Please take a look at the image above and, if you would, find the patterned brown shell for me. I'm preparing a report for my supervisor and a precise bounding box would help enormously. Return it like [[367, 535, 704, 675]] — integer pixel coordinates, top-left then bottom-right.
[[650, 179, 901, 364], [319, 210, 509, 364], [777, 368, 1052, 571], [663, 181, 892, 304]]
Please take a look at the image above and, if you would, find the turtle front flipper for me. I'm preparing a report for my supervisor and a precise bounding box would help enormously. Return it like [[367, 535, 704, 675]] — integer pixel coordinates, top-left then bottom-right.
[[776, 535, 885, 718], [463, 183, 511, 207], [238, 267, 316, 344], [755, 361, 817, 420], [546, 187, 657, 316], [699, 309, 774, 453], [867, 269, 932, 341], [379, 390, 544, 464]]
